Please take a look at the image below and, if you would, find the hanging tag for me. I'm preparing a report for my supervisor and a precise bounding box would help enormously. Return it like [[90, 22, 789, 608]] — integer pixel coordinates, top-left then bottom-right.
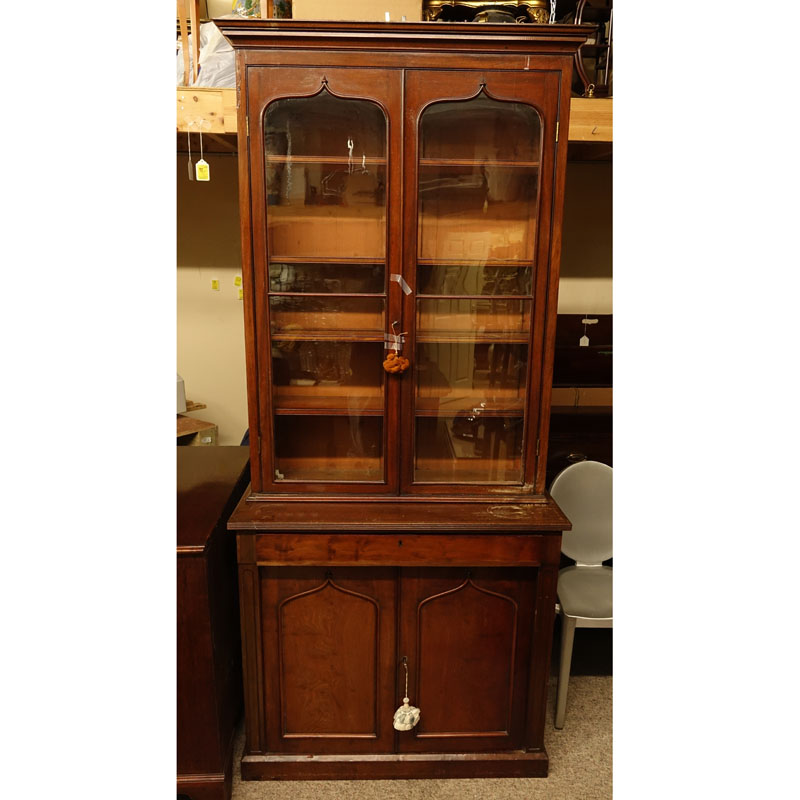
[[195, 158, 210, 181], [393, 657, 421, 730], [579, 334, 590, 347], [384, 332, 405, 351], [390, 274, 412, 295]]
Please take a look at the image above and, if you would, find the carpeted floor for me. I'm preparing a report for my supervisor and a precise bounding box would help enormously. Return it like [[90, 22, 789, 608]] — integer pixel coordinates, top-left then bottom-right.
[[230, 671, 612, 800]]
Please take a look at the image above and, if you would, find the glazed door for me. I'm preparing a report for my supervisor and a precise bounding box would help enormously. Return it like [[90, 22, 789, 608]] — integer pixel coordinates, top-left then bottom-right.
[[247, 67, 403, 493], [396, 568, 536, 753], [401, 70, 561, 494]]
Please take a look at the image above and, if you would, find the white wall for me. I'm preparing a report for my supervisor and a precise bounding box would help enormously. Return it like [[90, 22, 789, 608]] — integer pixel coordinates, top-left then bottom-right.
[[558, 161, 613, 314], [177, 154, 248, 444]]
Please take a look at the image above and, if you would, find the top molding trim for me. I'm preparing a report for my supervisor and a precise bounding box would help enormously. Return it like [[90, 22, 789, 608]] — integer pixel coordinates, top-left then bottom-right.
[[215, 19, 594, 53]]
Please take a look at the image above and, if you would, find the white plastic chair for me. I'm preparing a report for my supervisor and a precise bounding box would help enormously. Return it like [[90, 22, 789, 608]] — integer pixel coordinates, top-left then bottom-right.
[[549, 460, 612, 729]]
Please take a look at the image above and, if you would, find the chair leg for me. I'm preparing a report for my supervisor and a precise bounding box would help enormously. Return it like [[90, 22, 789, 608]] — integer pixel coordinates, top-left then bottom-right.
[[555, 615, 577, 729]]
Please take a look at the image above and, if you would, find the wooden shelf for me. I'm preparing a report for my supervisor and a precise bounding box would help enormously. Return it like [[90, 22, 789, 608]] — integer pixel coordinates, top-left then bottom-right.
[[274, 385, 384, 414], [417, 258, 534, 268], [420, 158, 539, 168], [177, 90, 612, 143], [271, 331, 385, 342], [267, 155, 387, 165], [567, 97, 613, 142], [416, 332, 529, 343]]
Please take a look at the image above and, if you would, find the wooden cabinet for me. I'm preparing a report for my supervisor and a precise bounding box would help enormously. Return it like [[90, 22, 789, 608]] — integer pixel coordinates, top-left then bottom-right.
[[219, 18, 590, 780], [177, 447, 250, 800]]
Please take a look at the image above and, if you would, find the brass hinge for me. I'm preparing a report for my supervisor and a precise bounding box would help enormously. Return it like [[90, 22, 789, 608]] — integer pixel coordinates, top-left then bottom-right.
[[246, 117, 250, 137], [555, 121, 559, 142]]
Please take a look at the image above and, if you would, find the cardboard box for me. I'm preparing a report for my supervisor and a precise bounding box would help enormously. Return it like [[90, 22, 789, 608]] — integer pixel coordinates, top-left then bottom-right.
[[292, 1, 422, 21]]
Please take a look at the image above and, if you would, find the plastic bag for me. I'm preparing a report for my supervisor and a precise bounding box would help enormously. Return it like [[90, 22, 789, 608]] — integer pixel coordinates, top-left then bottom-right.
[[176, 22, 235, 88]]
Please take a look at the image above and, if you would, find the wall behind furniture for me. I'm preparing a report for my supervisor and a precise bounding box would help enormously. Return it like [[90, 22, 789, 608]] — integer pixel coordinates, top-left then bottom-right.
[[558, 161, 612, 314], [176, 157, 612, 445], [177, 155, 248, 445]]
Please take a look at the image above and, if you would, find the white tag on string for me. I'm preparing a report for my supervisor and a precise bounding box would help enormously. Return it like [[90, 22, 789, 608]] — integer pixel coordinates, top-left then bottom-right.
[[391, 274, 412, 295], [579, 315, 597, 347]]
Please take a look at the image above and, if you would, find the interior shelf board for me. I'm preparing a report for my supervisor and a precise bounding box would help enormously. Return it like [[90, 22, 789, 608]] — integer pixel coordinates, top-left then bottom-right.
[[267, 155, 387, 165], [274, 407, 384, 416], [417, 258, 535, 268], [419, 158, 539, 167], [271, 257, 385, 264], [416, 333, 529, 343], [270, 332, 385, 342]]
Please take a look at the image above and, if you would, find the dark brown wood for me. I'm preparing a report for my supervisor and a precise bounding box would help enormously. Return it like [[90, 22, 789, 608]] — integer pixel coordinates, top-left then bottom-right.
[[251, 532, 562, 567], [261, 568, 397, 755], [229, 493, 571, 531], [240, 749, 549, 780], [220, 20, 589, 782], [177, 447, 250, 800], [397, 569, 535, 753]]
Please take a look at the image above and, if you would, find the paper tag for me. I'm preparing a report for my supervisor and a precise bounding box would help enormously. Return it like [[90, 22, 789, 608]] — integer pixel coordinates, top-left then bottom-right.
[[195, 158, 210, 181], [579, 335, 590, 347], [390, 274, 412, 295], [234, 275, 242, 287], [384, 332, 405, 351]]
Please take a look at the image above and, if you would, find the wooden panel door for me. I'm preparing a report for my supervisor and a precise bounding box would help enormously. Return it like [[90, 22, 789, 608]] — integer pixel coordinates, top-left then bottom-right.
[[260, 567, 397, 754], [397, 568, 536, 752], [246, 67, 404, 494], [400, 69, 562, 496]]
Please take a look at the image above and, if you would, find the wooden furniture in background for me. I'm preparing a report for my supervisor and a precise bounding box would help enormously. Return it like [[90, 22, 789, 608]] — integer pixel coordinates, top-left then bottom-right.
[[177, 414, 218, 446], [177, 447, 250, 800], [218, 18, 591, 780], [547, 314, 612, 485]]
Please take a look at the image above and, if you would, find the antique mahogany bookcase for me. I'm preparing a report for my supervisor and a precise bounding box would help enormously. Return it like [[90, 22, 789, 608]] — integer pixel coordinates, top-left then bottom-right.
[[219, 18, 591, 780]]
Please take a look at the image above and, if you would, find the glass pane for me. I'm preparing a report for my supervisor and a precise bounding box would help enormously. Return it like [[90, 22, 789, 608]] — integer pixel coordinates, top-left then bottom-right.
[[418, 164, 538, 263], [266, 91, 386, 160], [417, 298, 531, 339], [417, 264, 531, 296], [273, 341, 384, 412], [416, 342, 527, 414], [274, 416, 383, 482], [265, 90, 389, 487], [413, 91, 540, 486], [420, 94, 540, 162], [270, 296, 384, 336], [266, 163, 387, 260], [269, 262, 385, 294], [414, 415, 524, 483]]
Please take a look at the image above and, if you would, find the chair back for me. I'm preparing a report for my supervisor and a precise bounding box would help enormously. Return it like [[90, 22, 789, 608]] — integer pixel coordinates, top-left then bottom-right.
[[550, 460, 612, 566]]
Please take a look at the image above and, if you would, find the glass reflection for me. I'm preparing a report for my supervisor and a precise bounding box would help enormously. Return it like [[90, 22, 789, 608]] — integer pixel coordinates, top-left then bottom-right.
[[270, 262, 385, 294], [274, 416, 383, 482], [414, 415, 524, 483], [270, 296, 385, 334], [272, 341, 384, 411]]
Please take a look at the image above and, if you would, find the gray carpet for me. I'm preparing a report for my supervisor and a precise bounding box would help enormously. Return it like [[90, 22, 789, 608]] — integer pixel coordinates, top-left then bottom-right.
[[231, 674, 612, 799]]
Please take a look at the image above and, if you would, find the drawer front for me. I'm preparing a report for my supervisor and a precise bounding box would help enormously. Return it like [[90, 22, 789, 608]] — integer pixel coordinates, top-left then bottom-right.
[[251, 532, 561, 567]]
